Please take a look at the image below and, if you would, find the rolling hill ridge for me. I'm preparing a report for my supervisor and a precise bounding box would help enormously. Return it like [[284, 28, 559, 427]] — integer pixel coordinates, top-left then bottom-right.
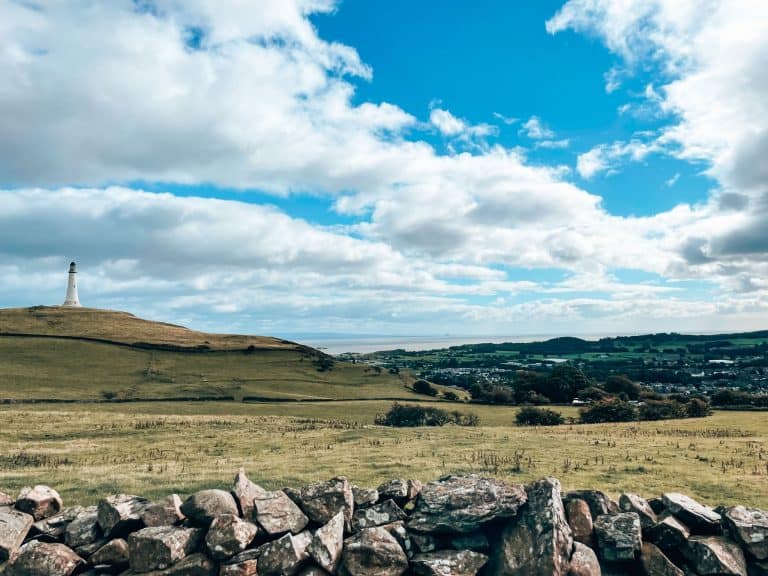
[[0, 306, 425, 403]]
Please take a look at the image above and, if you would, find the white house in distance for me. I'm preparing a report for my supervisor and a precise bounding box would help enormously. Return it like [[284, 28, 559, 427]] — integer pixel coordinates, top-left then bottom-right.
[[62, 261, 82, 307]]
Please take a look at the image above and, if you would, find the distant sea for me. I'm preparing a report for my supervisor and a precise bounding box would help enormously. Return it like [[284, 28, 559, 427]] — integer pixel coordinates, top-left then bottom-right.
[[289, 333, 618, 355]]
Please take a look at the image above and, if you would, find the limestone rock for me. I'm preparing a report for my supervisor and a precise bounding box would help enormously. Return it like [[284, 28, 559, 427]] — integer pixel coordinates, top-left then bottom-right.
[[15, 486, 63, 521], [180, 490, 239, 527], [379, 521, 412, 558], [90, 537, 129, 567], [64, 506, 100, 550], [376, 480, 420, 506], [593, 513, 642, 562], [408, 475, 526, 534], [663, 493, 721, 534], [221, 549, 260, 566], [0, 494, 13, 507], [411, 550, 488, 576], [566, 498, 594, 546], [722, 505, 768, 560], [219, 558, 259, 576], [0, 509, 33, 562], [684, 536, 747, 576], [565, 491, 619, 520], [376, 480, 408, 503], [74, 538, 108, 560], [98, 494, 149, 538], [352, 500, 405, 532], [205, 514, 258, 560], [232, 469, 267, 520], [640, 542, 683, 576], [351, 487, 378, 509], [299, 478, 354, 532], [308, 512, 344, 574], [6, 541, 84, 576], [568, 541, 601, 576], [141, 495, 185, 528], [619, 493, 657, 530], [30, 507, 85, 542], [645, 512, 690, 551], [127, 526, 203, 572], [142, 552, 216, 576], [253, 490, 309, 535], [257, 532, 311, 576], [488, 477, 572, 576], [294, 530, 313, 555], [338, 527, 408, 576]]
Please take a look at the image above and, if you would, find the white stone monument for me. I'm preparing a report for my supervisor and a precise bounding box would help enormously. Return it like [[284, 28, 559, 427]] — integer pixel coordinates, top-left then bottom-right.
[[62, 261, 82, 307]]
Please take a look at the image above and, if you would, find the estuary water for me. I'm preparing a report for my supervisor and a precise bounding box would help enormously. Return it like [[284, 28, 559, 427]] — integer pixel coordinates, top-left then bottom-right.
[[296, 333, 613, 355]]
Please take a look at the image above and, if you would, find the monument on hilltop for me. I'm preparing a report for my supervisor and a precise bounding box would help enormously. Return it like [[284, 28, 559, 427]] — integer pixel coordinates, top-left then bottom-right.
[[62, 261, 82, 307]]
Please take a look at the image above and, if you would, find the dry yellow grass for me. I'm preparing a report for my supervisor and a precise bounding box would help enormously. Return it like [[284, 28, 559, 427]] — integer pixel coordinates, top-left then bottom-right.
[[0, 403, 765, 511], [0, 306, 294, 350]]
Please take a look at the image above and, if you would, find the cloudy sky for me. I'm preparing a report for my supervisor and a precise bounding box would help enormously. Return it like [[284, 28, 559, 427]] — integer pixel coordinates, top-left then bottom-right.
[[1, 0, 766, 338]]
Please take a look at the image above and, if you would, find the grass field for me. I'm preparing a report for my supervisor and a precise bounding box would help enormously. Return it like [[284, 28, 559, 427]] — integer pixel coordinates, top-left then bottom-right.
[[0, 402, 765, 511]]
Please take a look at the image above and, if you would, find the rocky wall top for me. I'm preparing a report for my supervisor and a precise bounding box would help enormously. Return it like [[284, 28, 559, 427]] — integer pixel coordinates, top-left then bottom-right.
[[0, 471, 766, 575]]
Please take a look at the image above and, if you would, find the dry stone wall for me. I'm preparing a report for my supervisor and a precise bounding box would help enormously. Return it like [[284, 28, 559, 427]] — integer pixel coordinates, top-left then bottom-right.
[[0, 471, 766, 575]]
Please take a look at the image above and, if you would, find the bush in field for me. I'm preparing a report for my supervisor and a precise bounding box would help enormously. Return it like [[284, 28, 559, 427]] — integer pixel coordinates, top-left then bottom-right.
[[314, 356, 335, 372], [451, 410, 480, 427], [638, 399, 684, 421], [442, 390, 460, 401], [685, 397, 712, 417], [515, 406, 565, 426], [375, 403, 479, 427], [413, 379, 439, 397], [710, 389, 768, 408], [580, 399, 637, 423]]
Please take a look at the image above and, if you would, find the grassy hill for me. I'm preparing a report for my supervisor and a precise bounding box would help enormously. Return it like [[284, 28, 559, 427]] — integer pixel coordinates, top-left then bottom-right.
[[0, 306, 296, 350], [0, 306, 430, 402]]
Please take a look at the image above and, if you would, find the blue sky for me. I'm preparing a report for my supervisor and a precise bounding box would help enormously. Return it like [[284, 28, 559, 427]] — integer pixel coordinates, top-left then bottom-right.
[[0, 0, 766, 338]]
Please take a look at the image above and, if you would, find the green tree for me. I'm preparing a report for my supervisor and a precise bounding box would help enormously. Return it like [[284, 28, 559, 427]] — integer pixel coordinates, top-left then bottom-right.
[[413, 379, 438, 396], [580, 399, 637, 423], [540, 365, 590, 403], [685, 397, 712, 418], [515, 407, 565, 426], [603, 375, 641, 400]]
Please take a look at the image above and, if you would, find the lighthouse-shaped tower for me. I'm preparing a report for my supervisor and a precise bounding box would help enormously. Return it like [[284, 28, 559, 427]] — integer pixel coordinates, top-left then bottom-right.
[[62, 262, 82, 307]]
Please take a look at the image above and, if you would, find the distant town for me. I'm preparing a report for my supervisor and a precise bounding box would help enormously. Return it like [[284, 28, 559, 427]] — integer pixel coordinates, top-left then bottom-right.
[[344, 331, 768, 407]]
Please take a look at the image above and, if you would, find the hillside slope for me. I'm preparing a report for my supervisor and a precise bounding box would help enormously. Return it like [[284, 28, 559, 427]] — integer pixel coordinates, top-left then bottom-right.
[[0, 307, 424, 402], [0, 306, 295, 350]]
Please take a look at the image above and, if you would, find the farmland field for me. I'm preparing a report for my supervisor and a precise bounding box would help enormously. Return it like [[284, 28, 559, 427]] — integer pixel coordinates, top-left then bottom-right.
[[0, 402, 765, 510]]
